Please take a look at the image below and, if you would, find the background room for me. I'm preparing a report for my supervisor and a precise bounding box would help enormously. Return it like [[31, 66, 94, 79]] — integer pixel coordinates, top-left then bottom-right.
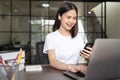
[[0, 0, 120, 64]]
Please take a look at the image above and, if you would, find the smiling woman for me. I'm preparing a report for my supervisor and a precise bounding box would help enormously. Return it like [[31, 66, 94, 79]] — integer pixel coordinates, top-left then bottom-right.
[[43, 1, 89, 74]]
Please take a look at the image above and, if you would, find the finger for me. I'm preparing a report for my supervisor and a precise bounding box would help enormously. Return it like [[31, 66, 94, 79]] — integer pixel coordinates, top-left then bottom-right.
[[70, 65, 78, 73], [86, 47, 93, 52], [78, 65, 87, 74], [75, 66, 82, 71], [81, 50, 91, 56], [80, 52, 90, 60], [80, 50, 91, 60], [81, 54, 90, 60], [83, 49, 91, 55], [86, 47, 92, 51]]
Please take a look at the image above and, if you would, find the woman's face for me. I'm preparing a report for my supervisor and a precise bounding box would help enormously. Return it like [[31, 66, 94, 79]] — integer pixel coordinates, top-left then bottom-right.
[[60, 9, 77, 31]]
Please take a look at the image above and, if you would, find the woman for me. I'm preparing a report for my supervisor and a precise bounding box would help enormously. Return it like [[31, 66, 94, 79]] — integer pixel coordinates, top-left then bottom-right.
[[43, 1, 92, 74]]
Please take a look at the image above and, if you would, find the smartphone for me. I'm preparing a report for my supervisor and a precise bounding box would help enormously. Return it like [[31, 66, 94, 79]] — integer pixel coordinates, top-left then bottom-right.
[[84, 42, 94, 50]]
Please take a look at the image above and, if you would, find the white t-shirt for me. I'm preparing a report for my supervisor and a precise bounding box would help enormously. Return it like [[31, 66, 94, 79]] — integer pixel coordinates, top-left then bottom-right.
[[43, 30, 84, 64]]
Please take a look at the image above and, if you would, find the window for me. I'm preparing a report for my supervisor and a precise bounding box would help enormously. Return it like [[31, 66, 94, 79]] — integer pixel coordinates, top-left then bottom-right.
[[0, 0, 106, 64]]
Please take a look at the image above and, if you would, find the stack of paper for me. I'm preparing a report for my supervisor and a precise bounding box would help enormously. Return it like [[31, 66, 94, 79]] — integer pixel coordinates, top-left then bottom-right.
[[25, 65, 42, 71]]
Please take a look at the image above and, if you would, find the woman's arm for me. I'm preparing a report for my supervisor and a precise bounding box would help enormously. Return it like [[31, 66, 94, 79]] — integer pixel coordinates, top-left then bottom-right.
[[48, 49, 68, 70], [48, 49, 85, 73]]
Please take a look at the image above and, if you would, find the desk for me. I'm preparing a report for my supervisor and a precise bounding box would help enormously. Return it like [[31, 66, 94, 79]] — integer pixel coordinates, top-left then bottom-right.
[[19, 65, 120, 80], [18, 65, 82, 80]]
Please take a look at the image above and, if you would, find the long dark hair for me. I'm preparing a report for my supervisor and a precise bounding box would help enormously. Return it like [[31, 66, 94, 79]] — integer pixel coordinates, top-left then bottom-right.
[[52, 1, 78, 38]]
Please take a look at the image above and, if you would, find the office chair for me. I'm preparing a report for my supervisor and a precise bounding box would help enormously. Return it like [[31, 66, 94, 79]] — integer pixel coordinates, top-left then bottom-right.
[[35, 41, 49, 64]]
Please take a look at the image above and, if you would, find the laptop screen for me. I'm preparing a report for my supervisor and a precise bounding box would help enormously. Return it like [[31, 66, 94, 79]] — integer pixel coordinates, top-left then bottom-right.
[[84, 39, 120, 80]]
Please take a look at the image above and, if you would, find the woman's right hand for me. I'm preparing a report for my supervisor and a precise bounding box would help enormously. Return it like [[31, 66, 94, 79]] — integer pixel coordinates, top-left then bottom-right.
[[67, 65, 78, 73], [67, 65, 87, 74], [75, 65, 87, 74]]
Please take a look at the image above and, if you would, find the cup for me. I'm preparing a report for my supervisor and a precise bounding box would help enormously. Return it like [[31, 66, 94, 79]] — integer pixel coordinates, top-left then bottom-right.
[[0, 64, 19, 80]]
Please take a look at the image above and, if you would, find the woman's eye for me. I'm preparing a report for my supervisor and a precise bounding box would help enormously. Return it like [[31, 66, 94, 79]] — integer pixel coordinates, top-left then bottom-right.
[[73, 17, 76, 20], [67, 16, 71, 19], [67, 16, 76, 20], [73, 18, 76, 20]]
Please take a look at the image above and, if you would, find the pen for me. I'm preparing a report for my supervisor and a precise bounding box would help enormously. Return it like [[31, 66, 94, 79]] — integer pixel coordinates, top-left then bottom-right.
[[12, 48, 23, 65], [12, 53, 19, 65], [16, 48, 23, 64], [0, 55, 8, 73]]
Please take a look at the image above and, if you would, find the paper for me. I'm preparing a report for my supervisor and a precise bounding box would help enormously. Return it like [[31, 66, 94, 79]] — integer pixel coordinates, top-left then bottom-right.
[[25, 65, 42, 71]]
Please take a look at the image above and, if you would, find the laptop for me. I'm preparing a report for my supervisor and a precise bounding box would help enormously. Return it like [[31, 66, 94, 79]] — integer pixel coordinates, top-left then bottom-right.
[[63, 39, 120, 80]]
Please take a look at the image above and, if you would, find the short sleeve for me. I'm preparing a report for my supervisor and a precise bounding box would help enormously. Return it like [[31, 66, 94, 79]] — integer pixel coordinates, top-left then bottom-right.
[[43, 34, 55, 54]]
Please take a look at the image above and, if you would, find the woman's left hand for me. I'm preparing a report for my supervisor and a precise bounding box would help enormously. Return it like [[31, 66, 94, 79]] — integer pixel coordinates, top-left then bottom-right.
[[80, 47, 92, 60]]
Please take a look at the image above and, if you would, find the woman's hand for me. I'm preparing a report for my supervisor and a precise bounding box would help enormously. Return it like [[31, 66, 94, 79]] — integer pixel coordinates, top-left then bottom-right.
[[67, 65, 87, 74], [80, 47, 93, 60], [67, 65, 78, 73], [75, 65, 87, 74]]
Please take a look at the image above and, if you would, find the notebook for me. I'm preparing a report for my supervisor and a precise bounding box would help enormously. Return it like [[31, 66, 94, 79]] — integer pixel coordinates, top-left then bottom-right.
[[63, 39, 120, 80], [25, 65, 42, 71]]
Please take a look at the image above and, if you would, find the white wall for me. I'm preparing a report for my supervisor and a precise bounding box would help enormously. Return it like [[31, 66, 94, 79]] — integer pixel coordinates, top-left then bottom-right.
[[106, 2, 120, 38], [93, 2, 120, 38]]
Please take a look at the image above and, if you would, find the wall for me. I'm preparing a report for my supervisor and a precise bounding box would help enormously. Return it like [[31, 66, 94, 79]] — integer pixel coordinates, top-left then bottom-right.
[[106, 2, 120, 38], [93, 2, 120, 38]]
